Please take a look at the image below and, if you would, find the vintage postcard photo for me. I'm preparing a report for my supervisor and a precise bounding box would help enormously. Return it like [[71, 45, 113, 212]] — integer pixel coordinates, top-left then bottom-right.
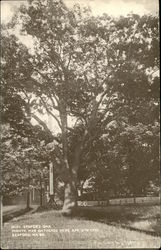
[[1, 0, 160, 249]]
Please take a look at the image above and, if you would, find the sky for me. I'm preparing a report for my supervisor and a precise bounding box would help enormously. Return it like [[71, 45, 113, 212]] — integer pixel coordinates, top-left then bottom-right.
[[1, 0, 159, 24]]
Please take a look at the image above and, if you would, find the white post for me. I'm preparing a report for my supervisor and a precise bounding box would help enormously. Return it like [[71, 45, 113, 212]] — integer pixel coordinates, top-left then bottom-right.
[[46, 185, 50, 202], [49, 162, 54, 195], [32, 187, 35, 201]]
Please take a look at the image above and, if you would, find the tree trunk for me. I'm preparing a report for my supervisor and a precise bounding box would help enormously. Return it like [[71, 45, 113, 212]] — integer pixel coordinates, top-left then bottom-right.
[[26, 190, 30, 210], [61, 144, 82, 216], [62, 180, 78, 216], [40, 174, 43, 207], [59, 104, 82, 216]]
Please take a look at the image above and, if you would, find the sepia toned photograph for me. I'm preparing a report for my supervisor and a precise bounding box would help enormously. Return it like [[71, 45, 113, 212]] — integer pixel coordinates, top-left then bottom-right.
[[0, 0, 160, 249]]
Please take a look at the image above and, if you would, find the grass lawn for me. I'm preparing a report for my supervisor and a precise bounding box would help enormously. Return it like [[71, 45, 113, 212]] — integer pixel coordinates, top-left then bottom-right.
[[1, 205, 161, 249], [80, 205, 161, 236]]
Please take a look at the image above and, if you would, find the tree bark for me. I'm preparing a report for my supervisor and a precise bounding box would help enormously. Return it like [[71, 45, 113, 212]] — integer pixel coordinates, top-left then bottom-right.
[[62, 180, 78, 216], [40, 173, 43, 207], [59, 103, 85, 216], [59, 104, 78, 215], [26, 191, 30, 210], [61, 140, 84, 215]]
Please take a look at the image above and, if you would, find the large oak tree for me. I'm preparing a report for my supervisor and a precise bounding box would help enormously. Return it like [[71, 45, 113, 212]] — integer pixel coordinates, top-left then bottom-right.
[[2, 0, 159, 215]]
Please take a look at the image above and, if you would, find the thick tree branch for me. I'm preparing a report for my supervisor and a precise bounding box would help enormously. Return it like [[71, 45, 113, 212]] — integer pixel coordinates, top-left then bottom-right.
[[31, 113, 51, 133], [39, 96, 62, 130], [66, 52, 72, 69], [31, 113, 60, 143], [48, 92, 59, 109], [33, 69, 59, 110]]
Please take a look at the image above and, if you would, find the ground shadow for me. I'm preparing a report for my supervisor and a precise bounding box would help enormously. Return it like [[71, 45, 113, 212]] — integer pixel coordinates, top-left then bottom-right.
[[77, 206, 161, 237], [3, 207, 32, 223], [34, 204, 62, 213]]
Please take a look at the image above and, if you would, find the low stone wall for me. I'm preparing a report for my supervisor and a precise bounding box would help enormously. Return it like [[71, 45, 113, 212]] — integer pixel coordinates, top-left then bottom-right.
[[78, 196, 160, 206], [78, 201, 108, 206]]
